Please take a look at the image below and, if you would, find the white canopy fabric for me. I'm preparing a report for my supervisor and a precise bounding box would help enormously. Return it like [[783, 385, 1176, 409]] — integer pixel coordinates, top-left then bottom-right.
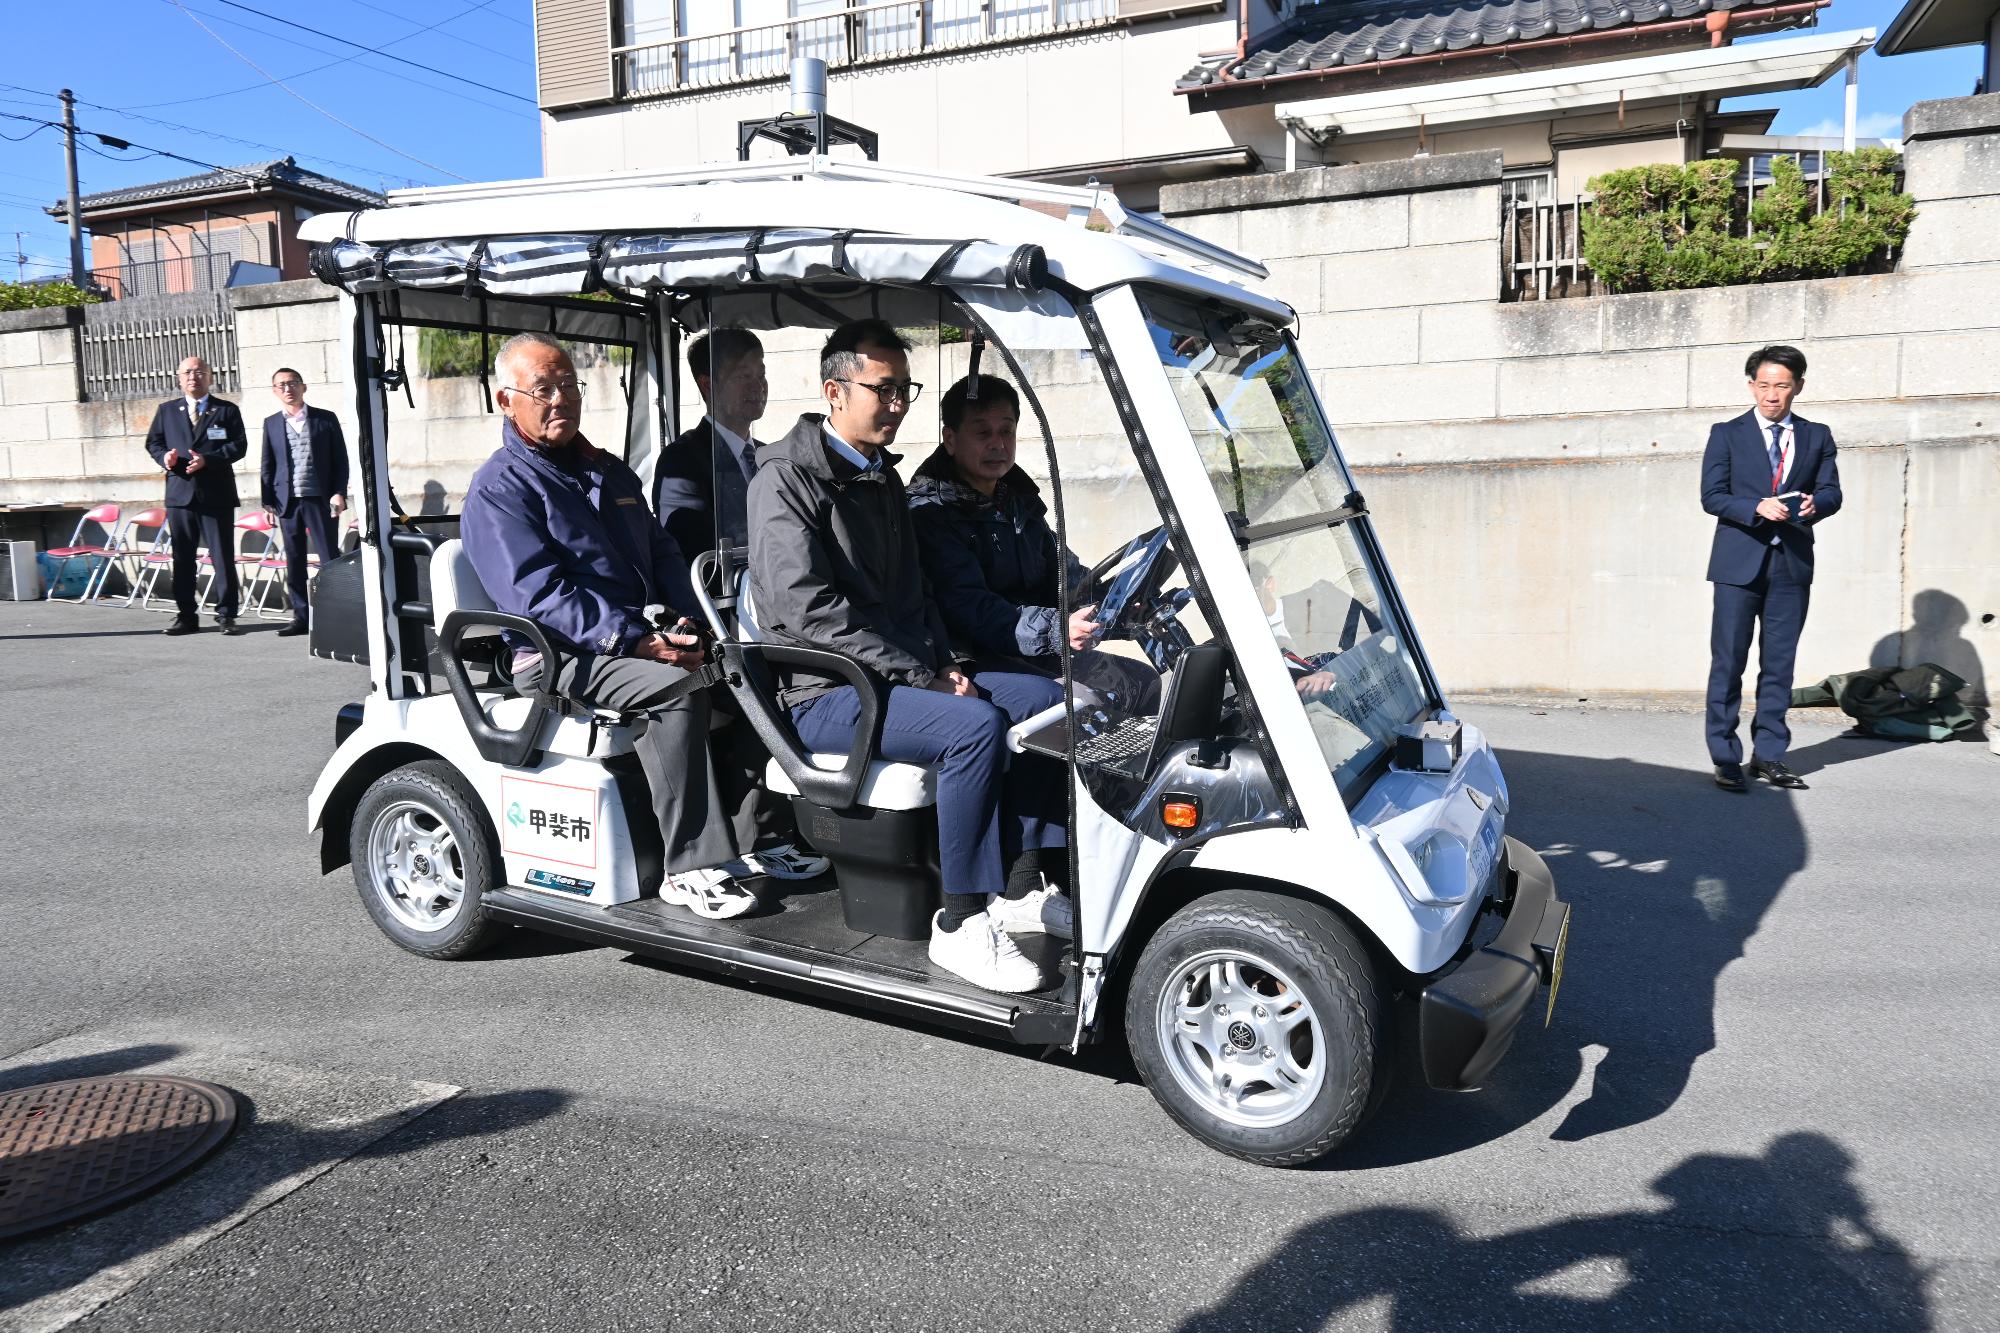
[[309, 229, 1052, 302]]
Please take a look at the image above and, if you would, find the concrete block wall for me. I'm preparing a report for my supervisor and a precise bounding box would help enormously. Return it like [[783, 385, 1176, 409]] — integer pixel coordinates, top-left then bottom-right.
[[1162, 94, 2000, 707]]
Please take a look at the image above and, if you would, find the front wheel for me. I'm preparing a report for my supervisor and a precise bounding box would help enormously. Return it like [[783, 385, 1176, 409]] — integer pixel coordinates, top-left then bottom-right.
[[349, 760, 499, 959], [1126, 889, 1383, 1167]]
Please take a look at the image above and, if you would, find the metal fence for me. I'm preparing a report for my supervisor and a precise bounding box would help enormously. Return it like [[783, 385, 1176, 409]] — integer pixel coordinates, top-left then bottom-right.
[[80, 291, 238, 402], [102, 252, 236, 301], [615, 0, 1116, 96], [1504, 174, 1594, 303]]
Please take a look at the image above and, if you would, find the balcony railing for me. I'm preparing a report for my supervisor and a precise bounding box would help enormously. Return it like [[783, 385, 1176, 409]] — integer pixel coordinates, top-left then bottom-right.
[[614, 0, 1117, 98]]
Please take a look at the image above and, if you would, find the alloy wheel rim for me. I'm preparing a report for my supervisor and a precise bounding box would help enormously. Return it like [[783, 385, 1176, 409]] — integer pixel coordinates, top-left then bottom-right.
[[366, 800, 466, 933], [1155, 948, 1325, 1129]]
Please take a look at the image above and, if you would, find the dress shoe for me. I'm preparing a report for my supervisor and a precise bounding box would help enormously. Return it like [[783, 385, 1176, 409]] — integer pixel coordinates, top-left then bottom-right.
[[1713, 762, 1746, 792], [1749, 759, 1808, 790], [276, 622, 309, 638], [163, 617, 200, 636], [218, 618, 245, 636]]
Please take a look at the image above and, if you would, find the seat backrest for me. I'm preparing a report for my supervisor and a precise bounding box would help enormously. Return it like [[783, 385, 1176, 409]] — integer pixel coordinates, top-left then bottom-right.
[[735, 569, 766, 642], [429, 539, 498, 630], [72, 504, 120, 546]]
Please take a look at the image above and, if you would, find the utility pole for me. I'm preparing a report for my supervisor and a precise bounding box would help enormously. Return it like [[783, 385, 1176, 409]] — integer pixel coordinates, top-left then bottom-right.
[[12, 232, 24, 283], [59, 89, 85, 287]]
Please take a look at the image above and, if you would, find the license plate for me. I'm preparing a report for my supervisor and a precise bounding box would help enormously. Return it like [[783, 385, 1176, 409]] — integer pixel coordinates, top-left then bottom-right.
[[1544, 913, 1569, 1028]]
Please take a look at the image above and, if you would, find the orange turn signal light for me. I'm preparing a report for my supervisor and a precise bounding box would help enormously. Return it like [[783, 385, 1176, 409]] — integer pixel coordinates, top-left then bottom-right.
[[1161, 798, 1200, 831]]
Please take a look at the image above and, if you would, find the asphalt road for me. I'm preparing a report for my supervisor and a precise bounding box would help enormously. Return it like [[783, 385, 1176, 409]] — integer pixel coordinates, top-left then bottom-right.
[[2, 599, 1996, 1331]]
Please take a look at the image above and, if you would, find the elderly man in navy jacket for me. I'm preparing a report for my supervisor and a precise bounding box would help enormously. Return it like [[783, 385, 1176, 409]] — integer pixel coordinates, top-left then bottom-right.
[[1701, 344, 1843, 792], [460, 333, 823, 918]]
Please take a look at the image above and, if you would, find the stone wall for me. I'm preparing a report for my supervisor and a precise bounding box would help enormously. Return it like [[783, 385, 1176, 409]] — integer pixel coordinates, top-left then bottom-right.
[[1160, 92, 2000, 707]]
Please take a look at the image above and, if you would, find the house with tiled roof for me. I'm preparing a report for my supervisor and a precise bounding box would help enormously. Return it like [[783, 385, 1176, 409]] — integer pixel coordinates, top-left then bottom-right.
[[46, 158, 386, 300], [533, 0, 1872, 206]]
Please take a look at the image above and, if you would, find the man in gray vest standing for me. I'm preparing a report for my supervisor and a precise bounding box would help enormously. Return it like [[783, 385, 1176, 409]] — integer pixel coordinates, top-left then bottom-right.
[[260, 367, 349, 637]]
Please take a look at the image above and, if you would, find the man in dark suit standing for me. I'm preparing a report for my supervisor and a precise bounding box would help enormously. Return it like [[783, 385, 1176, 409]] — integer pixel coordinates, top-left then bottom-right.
[[656, 328, 766, 560], [259, 366, 349, 637], [1701, 345, 1843, 791], [144, 355, 249, 635]]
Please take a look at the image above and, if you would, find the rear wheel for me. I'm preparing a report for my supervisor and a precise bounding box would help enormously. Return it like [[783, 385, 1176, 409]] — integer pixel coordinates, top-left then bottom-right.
[[349, 760, 498, 959], [1126, 889, 1382, 1166]]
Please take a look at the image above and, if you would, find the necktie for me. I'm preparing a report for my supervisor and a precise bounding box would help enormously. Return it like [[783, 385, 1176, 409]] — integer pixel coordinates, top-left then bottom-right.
[[1767, 423, 1785, 493], [741, 439, 759, 480]]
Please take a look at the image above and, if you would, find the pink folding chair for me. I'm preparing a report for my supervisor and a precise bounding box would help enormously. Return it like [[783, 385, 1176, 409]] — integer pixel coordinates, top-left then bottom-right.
[[43, 503, 125, 603], [196, 511, 277, 614], [234, 512, 294, 620], [122, 508, 177, 611]]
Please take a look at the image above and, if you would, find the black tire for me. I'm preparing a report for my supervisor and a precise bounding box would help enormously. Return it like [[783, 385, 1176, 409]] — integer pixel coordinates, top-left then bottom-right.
[[348, 760, 499, 960], [1125, 889, 1383, 1167]]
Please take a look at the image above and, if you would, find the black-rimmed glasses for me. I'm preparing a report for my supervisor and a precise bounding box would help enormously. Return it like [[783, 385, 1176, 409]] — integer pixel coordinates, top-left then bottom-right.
[[835, 378, 923, 405]]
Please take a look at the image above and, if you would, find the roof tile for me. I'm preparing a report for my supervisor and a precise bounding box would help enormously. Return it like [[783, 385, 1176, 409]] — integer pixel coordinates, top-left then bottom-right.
[[1178, 0, 1803, 89]]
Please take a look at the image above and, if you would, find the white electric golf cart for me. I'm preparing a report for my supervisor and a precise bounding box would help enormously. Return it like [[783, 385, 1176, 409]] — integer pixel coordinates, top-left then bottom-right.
[[298, 107, 1567, 1167]]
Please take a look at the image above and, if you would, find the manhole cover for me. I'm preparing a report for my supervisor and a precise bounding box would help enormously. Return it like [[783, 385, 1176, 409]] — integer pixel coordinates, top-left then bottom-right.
[[0, 1075, 237, 1241]]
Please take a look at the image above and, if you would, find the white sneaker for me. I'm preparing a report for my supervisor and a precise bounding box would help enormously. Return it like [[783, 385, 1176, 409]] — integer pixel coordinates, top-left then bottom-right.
[[661, 867, 759, 920], [987, 884, 1074, 941], [719, 843, 831, 881], [927, 910, 1049, 994]]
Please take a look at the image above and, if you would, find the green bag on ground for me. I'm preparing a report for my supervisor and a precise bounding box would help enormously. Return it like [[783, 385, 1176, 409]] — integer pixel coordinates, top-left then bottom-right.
[[1791, 663, 1982, 741]]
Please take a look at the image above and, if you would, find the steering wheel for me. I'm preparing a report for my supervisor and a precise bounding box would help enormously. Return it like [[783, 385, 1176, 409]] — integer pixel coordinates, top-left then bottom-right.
[[1083, 526, 1180, 640]]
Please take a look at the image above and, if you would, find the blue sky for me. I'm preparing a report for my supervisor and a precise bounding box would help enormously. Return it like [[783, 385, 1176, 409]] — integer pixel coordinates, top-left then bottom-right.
[[0, 0, 1985, 282]]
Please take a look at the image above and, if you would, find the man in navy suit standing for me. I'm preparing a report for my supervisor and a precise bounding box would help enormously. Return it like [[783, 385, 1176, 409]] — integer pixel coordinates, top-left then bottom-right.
[[1701, 345, 1843, 791], [143, 355, 249, 635], [259, 367, 349, 637]]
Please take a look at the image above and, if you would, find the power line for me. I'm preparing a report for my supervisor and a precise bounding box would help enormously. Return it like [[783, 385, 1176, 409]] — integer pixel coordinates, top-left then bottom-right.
[[0, 83, 425, 188], [191, 0, 534, 103], [120, 0, 531, 114], [134, 3, 536, 120], [166, 1, 475, 182], [329, 0, 531, 68]]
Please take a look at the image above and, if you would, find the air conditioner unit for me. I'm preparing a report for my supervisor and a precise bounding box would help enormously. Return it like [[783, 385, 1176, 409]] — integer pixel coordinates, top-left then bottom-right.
[[0, 540, 40, 600]]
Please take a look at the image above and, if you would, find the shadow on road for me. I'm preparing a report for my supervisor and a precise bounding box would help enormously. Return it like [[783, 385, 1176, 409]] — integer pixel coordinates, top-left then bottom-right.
[[1336, 746, 1808, 1165], [0, 629, 173, 641], [0, 1043, 185, 1092], [0, 1052, 570, 1317], [1179, 1131, 1930, 1331]]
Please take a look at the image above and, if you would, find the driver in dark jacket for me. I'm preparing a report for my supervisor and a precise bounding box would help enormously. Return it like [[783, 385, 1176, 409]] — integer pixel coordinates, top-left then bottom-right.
[[746, 320, 1070, 995], [907, 374, 1158, 714]]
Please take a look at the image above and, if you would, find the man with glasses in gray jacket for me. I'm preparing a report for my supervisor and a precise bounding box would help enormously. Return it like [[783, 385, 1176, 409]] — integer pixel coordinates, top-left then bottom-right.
[[746, 320, 1070, 995]]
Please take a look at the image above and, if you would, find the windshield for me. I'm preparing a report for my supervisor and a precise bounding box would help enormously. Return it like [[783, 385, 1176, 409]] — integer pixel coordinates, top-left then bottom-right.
[[1139, 287, 1432, 799]]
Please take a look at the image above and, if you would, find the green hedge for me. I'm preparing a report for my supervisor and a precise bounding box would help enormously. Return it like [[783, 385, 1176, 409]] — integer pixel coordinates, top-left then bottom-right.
[[0, 281, 101, 312], [1580, 151, 1915, 294]]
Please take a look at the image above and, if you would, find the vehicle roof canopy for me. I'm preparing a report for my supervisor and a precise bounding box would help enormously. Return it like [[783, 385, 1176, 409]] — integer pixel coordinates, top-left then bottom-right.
[[295, 161, 1294, 330]]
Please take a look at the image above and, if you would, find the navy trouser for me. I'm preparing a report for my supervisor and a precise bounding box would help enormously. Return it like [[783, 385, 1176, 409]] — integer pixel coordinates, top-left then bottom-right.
[[791, 670, 1066, 896], [1707, 546, 1811, 765], [278, 495, 336, 625], [167, 506, 237, 620]]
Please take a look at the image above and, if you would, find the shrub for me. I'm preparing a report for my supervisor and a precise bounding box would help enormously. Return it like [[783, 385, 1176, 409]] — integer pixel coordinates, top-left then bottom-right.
[[1581, 159, 1755, 293], [1581, 153, 1915, 293], [0, 281, 102, 312]]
